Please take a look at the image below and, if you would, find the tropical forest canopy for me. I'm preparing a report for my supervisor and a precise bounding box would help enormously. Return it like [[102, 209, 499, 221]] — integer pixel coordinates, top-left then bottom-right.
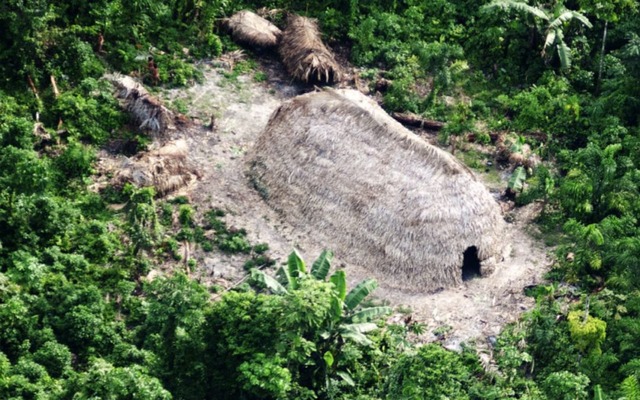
[[1, 0, 640, 398]]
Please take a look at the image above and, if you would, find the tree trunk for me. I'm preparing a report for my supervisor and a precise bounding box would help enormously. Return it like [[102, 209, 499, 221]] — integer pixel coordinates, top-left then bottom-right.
[[597, 21, 608, 92]]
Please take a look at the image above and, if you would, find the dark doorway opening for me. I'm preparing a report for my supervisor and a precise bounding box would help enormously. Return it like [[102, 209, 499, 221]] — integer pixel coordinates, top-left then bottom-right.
[[462, 246, 481, 281]]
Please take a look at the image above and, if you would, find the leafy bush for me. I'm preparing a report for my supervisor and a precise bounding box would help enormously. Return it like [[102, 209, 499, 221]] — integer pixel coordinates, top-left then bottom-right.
[[384, 344, 475, 399], [178, 204, 195, 227]]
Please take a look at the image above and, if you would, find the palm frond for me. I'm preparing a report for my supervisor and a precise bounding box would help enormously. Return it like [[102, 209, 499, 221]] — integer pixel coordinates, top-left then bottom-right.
[[345, 279, 377, 310], [548, 10, 575, 30], [251, 269, 288, 295], [549, 10, 592, 30], [286, 249, 306, 289], [482, 0, 549, 20], [343, 322, 378, 333], [571, 11, 592, 29], [339, 329, 372, 346], [339, 322, 378, 345], [330, 270, 347, 301], [543, 29, 557, 55], [311, 249, 333, 280], [621, 33, 640, 58], [349, 306, 392, 323], [557, 40, 571, 69]]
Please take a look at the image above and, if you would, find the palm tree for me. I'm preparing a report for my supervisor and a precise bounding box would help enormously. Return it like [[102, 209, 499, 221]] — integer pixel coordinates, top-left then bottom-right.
[[483, 0, 593, 69]]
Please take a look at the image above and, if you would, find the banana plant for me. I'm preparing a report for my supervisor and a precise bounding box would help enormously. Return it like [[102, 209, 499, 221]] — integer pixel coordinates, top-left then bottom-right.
[[483, 0, 592, 69], [251, 249, 391, 346], [251, 249, 392, 387]]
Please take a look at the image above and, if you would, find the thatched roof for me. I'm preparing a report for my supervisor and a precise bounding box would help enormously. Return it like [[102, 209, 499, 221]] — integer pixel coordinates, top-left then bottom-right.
[[223, 10, 282, 48], [279, 14, 341, 84], [247, 89, 505, 291], [112, 140, 199, 197], [105, 74, 176, 134]]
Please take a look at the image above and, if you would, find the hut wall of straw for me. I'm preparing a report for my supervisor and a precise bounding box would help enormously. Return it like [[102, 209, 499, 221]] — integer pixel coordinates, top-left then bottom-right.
[[279, 14, 341, 84], [224, 10, 282, 48], [248, 89, 505, 291]]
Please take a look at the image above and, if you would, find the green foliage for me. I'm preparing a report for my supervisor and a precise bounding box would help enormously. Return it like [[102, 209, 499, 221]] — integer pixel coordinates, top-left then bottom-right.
[[348, 4, 466, 113], [620, 375, 640, 400], [568, 310, 607, 355], [541, 370, 590, 400], [141, 273, 209, 399], [311, 249, 333, 280], [250, 250, 392, 397], [237, 353, 292, 398], [48, 78, 125, 144], [54, 141, 96, 182], [124, 185, 159, 253], [69, 358, 171, 400], [508, 166, 528, 192], [482, 0, 593, 70], [557, 143, 637, 222], [178, 204, 194, 226], [385, 344, 474, 399]]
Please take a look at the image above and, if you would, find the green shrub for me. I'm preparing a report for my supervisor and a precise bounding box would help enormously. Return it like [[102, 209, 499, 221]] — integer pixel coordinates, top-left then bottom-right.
[[217, 235, 251, 254], [54, 141, 95, 181], [384, 344, 474, 399], [178, 204, 194, 227], [162, 238, 181, 260], [176, 228, 194, 242], [160, 203, 174, 226]]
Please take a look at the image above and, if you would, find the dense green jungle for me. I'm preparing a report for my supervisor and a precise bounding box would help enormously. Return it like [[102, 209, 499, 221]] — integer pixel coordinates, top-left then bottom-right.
[[1, 0, 640, 398]]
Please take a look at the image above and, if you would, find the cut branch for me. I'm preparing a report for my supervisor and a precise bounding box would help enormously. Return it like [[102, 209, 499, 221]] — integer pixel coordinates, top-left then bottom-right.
[[27, 75, 39, 99], [50, 75, 60, 97]]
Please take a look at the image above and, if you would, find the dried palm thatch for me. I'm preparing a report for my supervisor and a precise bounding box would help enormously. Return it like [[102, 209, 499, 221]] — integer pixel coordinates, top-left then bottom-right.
[[247, 89, 505, 291], [105, 74, 175, 134], [223, 10, 282, 48], [112, 140, 199, 197], [279, 14, 341, 84]]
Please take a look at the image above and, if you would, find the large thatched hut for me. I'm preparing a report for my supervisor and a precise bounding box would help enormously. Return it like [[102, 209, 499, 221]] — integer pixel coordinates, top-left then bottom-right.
[[248, 89, 505, 291], [223, 10, 282, 48], [279, 14, 341, 84]]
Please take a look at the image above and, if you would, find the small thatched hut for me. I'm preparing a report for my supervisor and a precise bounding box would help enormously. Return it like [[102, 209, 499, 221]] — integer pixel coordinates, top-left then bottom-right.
[[105, 74, 176, 134], [112, 140, 199, 196], [248, 89, 505, 291], [223, 10, 282, 48], [279, 14, 341, 84]]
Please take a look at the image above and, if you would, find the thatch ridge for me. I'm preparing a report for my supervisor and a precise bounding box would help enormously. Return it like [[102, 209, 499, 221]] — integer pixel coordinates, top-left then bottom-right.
[[248, 89, 505, 291], [279, 14, 341, 84], [223, 10, 282, 48]]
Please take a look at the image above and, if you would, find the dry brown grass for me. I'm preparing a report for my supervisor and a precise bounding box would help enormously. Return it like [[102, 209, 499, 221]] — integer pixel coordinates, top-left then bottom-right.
[[223, 10, 282, 48], [247, 89, 505, 291], [279, 14, 341, 84]]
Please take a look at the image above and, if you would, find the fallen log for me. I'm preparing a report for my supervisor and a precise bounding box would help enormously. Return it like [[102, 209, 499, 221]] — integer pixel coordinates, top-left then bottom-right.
[[392, 112, 445, 131]]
